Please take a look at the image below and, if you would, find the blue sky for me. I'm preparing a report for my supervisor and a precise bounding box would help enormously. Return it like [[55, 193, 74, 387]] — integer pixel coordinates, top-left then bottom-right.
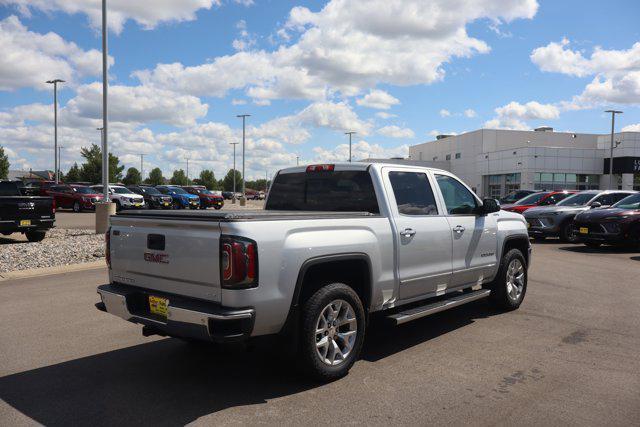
[[1, 0, 639, 180]]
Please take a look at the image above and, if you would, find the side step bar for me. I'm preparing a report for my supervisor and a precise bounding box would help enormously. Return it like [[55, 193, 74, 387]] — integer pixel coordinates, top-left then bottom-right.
[[388, 289, 491, 325]]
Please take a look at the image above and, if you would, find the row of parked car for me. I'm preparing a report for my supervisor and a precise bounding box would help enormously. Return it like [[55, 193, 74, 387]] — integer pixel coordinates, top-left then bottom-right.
[[27, 182, 225, 212], [499, 189, 640, 249]]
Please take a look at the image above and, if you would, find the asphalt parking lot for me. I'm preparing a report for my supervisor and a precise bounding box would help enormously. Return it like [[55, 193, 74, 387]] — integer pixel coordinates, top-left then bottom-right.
[[0, 241, 639, 426]]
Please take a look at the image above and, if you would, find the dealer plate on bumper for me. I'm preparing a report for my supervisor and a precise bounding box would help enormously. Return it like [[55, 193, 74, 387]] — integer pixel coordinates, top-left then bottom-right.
[[20, 219, 31, 226], [579, 227, 588, 234], [149, 295, 169, 318]]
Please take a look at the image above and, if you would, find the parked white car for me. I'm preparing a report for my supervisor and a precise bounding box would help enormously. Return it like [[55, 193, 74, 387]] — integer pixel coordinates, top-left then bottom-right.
[[91, 184, 145, 211]]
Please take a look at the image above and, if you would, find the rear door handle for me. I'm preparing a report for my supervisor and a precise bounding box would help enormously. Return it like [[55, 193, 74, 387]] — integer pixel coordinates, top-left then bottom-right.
[[453, 225, 465, 233], [400, 228, 416, 237]]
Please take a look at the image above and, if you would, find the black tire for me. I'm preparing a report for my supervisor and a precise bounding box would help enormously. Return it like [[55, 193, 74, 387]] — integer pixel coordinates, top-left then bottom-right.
[[73, 201, 82, 213], [300, 283, 365, 381], [173, 201, 182, 210], [25, 231, 46, 242], [114, 200, 122, 212], [584, 242, 601, 248], [214, 206, 222, 210], [486, 248, 527, 311], [559, 220, 578, 243]]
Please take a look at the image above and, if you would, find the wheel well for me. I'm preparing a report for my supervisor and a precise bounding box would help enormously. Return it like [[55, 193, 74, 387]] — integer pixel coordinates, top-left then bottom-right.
[[295, 257, 372, 312], [503, 237, 530, 266]]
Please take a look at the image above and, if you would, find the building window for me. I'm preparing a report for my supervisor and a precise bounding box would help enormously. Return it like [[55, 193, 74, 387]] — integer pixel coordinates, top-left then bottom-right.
[[455, 153, 461, 159], [445, 154, 451, 160], [535, 172, 599, 190]]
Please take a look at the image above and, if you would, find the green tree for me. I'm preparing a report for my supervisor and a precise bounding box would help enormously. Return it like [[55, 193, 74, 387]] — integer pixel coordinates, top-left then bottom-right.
[[78, 144, 124, 183], [64, 162, 81, 182], [170, 169, 188, 186], [0, 146, 9, 180], [198, 169, 218, 190], [122, 167, 141, 186], [145, 167, 164, 185], [222, 169, 243, 191]]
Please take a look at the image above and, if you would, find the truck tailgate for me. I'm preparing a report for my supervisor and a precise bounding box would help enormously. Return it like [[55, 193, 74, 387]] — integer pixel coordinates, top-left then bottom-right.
[[109, 216, 222, 302]]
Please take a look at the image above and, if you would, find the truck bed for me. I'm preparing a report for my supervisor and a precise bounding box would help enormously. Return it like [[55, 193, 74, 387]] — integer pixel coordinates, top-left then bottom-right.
[[115, 209, 379, 222]]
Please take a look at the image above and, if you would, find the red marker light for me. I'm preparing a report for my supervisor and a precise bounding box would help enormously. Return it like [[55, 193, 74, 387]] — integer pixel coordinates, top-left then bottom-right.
[[306, 164, 335, 172]]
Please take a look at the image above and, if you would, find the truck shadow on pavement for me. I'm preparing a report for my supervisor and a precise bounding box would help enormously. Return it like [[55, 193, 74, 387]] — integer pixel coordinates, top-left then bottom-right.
[[0, 301, 495, 426]]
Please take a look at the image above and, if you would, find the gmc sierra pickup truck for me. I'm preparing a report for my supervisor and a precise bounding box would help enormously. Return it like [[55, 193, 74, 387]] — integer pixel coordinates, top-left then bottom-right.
[[97, 163, 531, 380], [0, 181, 55, 242]]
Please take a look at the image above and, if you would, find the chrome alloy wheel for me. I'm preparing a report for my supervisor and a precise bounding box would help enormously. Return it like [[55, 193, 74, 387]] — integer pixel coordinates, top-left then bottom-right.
[[315, 299, 358, 366], [506, 258, 525, 302]]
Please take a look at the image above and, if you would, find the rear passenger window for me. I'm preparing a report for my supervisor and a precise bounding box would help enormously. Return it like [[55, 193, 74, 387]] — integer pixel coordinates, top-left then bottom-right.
[[388, 172, 438, 216], [594, 193, 630, 206], [435, 175, 478, 215]]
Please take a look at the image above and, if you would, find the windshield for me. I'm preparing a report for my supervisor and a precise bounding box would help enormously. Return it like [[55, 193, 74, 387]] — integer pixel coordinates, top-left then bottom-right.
[[557, 192, 595, 206], [265, 170, 379, 213], [111, 187, 132, 194], [141, 186, 161, 195], [613, 193, 640, 209], [168, 187, 188, 194], [73, 186, 94, 194], [515, 192, 549, 205]]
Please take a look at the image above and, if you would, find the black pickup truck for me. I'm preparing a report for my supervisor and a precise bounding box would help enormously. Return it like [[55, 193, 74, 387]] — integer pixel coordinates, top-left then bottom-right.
[[0, 181, 55, 242]]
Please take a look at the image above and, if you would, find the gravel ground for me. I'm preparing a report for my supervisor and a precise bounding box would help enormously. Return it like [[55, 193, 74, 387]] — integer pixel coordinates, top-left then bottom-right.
[[0, 229, 104, 273]]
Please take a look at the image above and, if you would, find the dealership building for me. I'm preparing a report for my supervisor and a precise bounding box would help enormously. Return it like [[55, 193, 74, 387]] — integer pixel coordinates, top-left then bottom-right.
[[407, 128, 640, 198]]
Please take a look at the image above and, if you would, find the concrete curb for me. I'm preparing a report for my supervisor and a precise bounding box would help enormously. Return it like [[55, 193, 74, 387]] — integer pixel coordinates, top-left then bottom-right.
[[0, 260, 106, 281]]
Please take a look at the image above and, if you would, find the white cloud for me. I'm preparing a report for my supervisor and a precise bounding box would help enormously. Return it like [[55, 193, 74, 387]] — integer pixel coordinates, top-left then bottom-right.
[[134, 0, 538, 101], [312, 140, 409, 162], [484, 101, 559, 130], [439, 109, 451, 117], [2, 0, 218, 34], [531, 39, 640, 106], [622, 123, 640, 132], [375, 112, 397, 119], [377, 125, 415, 138], [356, 89, 400, 110], [66, 83, 208, 127], [0, 15, 113, 91], [234, 0, 255, 6], [231, 98, 247, 105], [464, 108, 477, 118]]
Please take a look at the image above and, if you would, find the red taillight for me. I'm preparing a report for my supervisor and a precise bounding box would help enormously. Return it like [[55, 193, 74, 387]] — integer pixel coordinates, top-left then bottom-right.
[[306, 164, 335, 172], [220, 236, 258, 289], [105, 227, 111, 268]]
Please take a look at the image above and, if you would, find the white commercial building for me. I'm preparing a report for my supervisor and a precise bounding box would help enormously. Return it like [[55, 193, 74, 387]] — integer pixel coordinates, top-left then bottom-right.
[[408, 128, 640, 198]]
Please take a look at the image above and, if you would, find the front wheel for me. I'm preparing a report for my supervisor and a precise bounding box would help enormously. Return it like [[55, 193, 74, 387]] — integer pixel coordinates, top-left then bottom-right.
[[300, 283, 365, 381], [114, 200, 122, 212], [25, 231, 46, 242], [560, 221, 578, 243], [486, 249, 527, 310]]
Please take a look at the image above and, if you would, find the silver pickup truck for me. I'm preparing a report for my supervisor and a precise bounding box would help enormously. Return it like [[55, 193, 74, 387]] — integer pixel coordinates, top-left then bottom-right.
[[96, 162, 531, 380]]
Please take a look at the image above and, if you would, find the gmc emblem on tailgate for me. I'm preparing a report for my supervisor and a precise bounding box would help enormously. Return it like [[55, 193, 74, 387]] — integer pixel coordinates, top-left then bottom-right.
[[143, 252, 169, 264]]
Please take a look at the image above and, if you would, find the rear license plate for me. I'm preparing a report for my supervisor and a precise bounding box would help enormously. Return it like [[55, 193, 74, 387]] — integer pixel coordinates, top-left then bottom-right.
[[20, 219, 31, 226], [579, 227, 588, 234], [149, 295, 169, 318], [164, 202, 169, 206]]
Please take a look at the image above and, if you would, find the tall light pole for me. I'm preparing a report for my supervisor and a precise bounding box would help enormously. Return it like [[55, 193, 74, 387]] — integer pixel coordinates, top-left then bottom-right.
[[95, 0, 112, 234], [229, 142, 238, 203], [296, 155, 299, 166], [185, 155, 190, 185], [57, 146, 63, 181], [237, 114, 250, 205], [139, 153, 144, 184], [605, 110, 623, 190], [46, 79, 64, 183], [345, 131, 356, 162]]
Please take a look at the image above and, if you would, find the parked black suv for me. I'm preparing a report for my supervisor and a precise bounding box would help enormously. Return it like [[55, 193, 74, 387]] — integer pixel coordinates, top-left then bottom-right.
[[127, 185, 173, 209]]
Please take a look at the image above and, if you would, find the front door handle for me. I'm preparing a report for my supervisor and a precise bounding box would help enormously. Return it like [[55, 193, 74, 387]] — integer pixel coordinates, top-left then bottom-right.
[[453, 225, 465, 233], [400, 228, 416, 237]]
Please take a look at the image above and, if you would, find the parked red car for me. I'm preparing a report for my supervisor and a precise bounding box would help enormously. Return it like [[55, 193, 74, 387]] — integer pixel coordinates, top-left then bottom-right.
[[501, 190, 577, 214], [182, 186, 224, 209], [46, 184, 104, 212]]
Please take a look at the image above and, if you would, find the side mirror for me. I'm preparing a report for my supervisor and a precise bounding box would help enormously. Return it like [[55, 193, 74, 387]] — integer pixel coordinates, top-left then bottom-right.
[[590, 202, 602, 209], [481, 198, 501, 215]]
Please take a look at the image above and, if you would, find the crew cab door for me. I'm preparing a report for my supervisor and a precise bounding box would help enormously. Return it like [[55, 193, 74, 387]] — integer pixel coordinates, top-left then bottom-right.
[[433, 173, 498, 287], [383, 168, 452, 300]]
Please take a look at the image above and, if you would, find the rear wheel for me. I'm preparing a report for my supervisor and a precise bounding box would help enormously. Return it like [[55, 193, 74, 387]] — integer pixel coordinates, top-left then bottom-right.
[[114, 200, 122, 212], [486, 249, 527, 310], [300, 283, 365, 381], [25, 231, 46, 242], [73, 201, 82, 213], [560, 220, 578, 243]]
